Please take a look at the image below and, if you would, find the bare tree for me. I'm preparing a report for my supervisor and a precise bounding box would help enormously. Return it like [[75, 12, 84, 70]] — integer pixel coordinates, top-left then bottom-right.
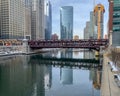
[[109, 47, 120, 69]]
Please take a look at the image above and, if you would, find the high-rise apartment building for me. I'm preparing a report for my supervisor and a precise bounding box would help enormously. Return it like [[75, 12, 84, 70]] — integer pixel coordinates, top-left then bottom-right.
[[0, 0, 25, 39], [31, 0, 44, 40], [94, 4, 105, 39], [60, 6, 73, 40], [44, 0, 52, 40], [111, 0, 120, 46]]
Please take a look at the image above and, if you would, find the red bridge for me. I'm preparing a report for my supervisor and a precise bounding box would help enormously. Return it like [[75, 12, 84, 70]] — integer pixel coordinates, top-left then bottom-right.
[[28, 39, 108, 51]]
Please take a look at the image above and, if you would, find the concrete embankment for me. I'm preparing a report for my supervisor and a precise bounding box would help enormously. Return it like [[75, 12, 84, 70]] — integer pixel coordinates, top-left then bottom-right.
[[0, 48, 62, 56], [101, 54, 120, 96]]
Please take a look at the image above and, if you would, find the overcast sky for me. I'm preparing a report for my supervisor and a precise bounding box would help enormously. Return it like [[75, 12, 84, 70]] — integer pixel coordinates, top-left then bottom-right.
[[50, 0, 109, 39]]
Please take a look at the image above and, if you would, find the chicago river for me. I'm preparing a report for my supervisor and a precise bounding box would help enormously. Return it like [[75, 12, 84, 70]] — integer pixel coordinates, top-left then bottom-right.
[[0, 49, 101, 96]]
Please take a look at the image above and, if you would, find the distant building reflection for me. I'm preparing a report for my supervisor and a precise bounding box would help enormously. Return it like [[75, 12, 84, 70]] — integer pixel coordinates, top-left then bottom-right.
[[60, 49, 73, 84], [89, 68, 102, 90], [0, 56, 38, 96], [92, 69, 102, 89], [44, 65, 52, 89], [44, 53, 52, 90]]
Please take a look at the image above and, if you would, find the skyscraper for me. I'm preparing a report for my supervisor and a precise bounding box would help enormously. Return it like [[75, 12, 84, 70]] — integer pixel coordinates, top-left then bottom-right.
[[84, 11, 96, 39], [24, 0, 32, 40], [111, 0, 120, 46], [108, 0, 113, 46], [31, 0, 44, 40], [94, 4, 105, 39], [44, 0, 52, 40], [0, 0, 25, 39], [60, 6, 73, 40], [60, 6, 73, 85], [90, 11, 96, 39], [84, 21, 90, 39]]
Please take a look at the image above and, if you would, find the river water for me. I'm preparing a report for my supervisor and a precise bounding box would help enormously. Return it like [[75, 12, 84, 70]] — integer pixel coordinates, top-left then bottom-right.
[[0, 49, 101, 96]]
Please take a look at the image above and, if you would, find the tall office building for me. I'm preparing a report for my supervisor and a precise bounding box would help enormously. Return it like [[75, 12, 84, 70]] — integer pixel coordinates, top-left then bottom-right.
[[84, 11, 96, 39], [60, 6, 73, 40], [31, 0, 44, 40], [24, 0, 32, 40], [90, 11, 96, 39], [84, 21, 90, 39], [44, 0, 52, 40], [111, 0, 120, 46], [108, 0, 113, 45], [94, 4, 105, 39], [0, 0, 25, 39]]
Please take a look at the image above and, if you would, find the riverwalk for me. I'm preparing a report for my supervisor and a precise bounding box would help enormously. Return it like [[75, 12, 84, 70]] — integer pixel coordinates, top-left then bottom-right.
[[101, 54, 120, 96]]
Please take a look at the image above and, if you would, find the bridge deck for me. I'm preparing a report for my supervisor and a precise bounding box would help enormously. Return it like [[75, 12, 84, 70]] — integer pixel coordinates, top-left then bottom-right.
[[28, 39, 108, 51]]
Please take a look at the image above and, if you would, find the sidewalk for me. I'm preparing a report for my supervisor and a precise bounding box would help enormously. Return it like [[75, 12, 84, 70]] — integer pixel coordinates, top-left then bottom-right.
[[101, 55, 120, 96]]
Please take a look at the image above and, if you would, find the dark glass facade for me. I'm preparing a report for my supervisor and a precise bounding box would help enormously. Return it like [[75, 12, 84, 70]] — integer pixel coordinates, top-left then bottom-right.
[[112, 0, 120, 46], [45, 1, 52, 40], [60, 6, 73, 40]]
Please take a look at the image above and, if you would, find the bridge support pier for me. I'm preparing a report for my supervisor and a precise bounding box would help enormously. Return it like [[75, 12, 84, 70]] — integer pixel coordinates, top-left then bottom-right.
[[22, 39, 31, 54], [95, 46, 104, 57]]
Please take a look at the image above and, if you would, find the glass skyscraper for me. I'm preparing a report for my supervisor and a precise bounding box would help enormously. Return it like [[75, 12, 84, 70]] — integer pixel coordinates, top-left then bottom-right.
[[60, 6, 73, 84], [90, 11, 96, 39], [60, 6, 73, 40], [112, 0, 120, 46], [45, 0, 52, 40]]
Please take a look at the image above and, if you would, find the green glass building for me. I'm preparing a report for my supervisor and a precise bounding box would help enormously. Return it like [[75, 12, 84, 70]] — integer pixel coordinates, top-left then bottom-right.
[[112, 0, 120, 46], [60, 6, 73, 40]]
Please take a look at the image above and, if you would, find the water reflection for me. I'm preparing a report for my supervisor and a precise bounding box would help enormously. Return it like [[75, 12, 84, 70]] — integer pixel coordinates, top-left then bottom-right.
[[44, 65, 52, 89], [60, 49, 73, 84], [89, 68, 102, 90], [0, 49, 101, 96]]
